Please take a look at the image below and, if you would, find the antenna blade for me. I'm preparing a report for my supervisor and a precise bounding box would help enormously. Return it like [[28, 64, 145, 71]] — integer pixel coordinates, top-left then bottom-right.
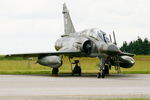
[[109, 34, 112, 43], [113, 31, 117, 45]]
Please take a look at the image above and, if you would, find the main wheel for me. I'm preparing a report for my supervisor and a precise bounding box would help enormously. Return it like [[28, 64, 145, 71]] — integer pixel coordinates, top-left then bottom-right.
[[79, 69, 81, 76], [97, 72, 101, 78], [72, 65, 81, 76], [104, 65, 109, 74], [52, 68, 59, 75], [101, 71, 105, 78]]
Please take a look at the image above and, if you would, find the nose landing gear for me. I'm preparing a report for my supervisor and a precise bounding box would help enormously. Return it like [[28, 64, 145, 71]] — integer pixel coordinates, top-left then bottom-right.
[[97, 58, 110, 78]]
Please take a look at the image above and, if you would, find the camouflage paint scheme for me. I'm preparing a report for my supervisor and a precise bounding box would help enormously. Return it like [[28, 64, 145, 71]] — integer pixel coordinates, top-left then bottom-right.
[[6, 3, 135, 78]]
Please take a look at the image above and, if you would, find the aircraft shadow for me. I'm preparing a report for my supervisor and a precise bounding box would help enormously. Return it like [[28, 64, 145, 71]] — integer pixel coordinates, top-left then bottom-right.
[[24, 73, 135, 78]]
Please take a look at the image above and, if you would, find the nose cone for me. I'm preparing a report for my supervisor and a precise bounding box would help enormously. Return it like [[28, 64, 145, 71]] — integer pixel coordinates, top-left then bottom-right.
[[120, 56, 135, 68], [107, 44, 120, 56], [108, 44, 120, 52]]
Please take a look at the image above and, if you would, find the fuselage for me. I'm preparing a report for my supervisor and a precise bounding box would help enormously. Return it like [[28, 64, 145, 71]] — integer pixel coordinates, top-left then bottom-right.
[[55, 28, 135, 68], [55, 28, 120, 57]]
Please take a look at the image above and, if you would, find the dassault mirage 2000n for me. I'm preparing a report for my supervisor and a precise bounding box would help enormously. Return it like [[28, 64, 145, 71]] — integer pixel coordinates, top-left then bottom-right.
[[6, 3, 135, 78]]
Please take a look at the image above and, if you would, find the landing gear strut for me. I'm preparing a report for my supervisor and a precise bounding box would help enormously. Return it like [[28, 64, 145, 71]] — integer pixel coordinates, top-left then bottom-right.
[[97, 58, 109, 78], [72, 60, 81, 76], [97, 71, 105, 78], [52, 68, 59, 76], [69, 59, 81, 76], [104, 65, 109, 75]]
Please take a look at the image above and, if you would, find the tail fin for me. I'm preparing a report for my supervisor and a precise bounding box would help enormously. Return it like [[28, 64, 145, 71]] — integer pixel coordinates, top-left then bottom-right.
[[62, 3, 76, 34]]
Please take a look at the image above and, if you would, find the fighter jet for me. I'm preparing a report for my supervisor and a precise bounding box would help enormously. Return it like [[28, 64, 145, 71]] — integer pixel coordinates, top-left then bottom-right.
[[6, 3, 135, 78]]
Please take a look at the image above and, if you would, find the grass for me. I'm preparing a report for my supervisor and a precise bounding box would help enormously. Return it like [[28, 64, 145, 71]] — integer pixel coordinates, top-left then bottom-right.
[[0, 55, 150, 75], [121, 55, 150, 74]]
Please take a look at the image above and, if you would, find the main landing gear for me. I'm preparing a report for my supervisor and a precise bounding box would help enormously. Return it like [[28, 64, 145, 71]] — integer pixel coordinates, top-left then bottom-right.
[[97, 58, 110, 78], [69, 59, 81, 76], [72, 60, 81, 76], [52, 68, 59, 76]]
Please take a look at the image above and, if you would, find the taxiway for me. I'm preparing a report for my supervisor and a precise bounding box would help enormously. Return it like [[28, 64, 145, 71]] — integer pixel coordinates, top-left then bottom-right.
[[0, 74, 150, 100]]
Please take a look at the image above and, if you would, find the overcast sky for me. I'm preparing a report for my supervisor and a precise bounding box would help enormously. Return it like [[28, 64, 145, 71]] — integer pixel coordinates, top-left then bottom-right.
[[0, 0, 149, 54]]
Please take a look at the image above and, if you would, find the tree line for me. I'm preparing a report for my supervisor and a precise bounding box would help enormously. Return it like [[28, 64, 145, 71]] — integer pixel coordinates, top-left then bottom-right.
[[120, 37, 150, 55]]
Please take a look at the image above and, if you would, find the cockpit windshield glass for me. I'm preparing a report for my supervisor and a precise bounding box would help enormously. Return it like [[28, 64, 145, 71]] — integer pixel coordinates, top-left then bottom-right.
[[105, 36, 110, 43], [97, 30, 110, 43], [97, 30, 104, 40]]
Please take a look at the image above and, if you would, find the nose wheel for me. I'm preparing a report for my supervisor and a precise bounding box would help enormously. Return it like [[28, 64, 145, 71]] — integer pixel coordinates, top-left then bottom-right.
[[97, 71, 105, 78], [97, 58, 109, 78]]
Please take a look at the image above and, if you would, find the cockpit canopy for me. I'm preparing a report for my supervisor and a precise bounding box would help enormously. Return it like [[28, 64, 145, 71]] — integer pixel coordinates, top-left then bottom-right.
[[78, 28, 111, 43]]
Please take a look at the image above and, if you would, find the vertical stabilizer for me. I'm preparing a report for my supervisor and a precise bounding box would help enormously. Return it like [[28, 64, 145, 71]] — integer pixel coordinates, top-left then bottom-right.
[[62, 3, 76, 34]]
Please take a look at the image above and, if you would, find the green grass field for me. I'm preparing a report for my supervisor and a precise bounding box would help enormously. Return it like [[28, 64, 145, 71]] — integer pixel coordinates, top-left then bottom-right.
[[0, 55, 150, 75]]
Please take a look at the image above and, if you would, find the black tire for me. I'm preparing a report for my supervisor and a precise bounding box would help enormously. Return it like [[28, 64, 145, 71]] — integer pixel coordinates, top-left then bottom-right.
[[72, 73, 74, 76], [101, 71, 105, 78], [78, 67, 81, 76], [97, 72, 101, 78], [72, 66, 81, 75], [79, 71, 81, 76], [104, 65, 109, 75], [52, 68, 58, 75]]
